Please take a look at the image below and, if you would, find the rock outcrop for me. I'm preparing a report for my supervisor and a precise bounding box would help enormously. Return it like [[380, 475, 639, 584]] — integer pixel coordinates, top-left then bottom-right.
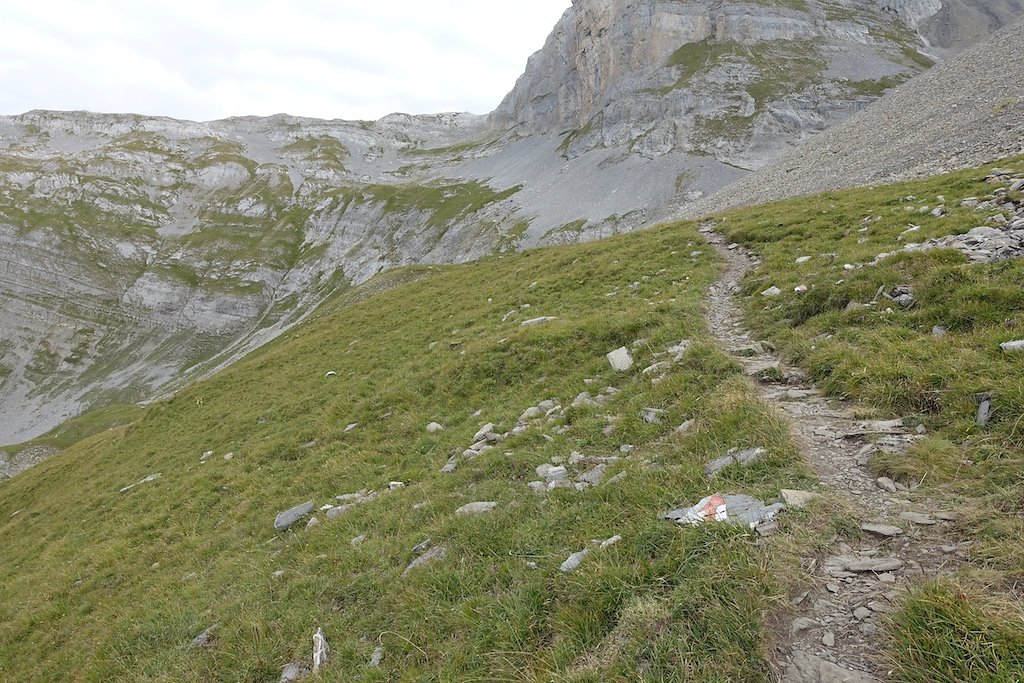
[[686, 19, 1024, 217]]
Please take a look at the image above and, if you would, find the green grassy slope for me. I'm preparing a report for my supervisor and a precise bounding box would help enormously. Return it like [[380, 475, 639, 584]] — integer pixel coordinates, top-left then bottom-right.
[[0, 223, 816, 681], [716, 157, 1024, 681], [4, 157, 1024, 682]]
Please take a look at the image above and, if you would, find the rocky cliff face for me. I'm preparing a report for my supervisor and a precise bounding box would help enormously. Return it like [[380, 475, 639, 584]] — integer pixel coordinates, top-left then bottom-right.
[[492, 0, 1019, 168], [1, 0, 1021, 448]]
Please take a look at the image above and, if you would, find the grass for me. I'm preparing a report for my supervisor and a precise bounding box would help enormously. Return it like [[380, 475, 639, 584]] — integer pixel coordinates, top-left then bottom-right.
[[0, 218, 822, 681], [712, 156, 1024, 681]]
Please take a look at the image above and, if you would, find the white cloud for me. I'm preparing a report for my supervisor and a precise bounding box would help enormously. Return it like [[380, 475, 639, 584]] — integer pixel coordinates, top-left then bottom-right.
[[0, 0, 570, 121]]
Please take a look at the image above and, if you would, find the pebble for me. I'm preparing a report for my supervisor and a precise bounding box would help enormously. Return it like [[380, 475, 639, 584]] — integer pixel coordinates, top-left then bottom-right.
[[853, 607, 872, 621], [280, 663, 309, 682], [191, 625, 218, 648], [369, 645, 385, 667], [822, 631, 836, 647], [351, 535, 367, 547], [762, 286, 782, 297], [426, 422, 445, 433]]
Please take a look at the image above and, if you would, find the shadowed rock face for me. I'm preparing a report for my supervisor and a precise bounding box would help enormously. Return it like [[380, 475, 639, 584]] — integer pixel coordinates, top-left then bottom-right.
[[1, 0, 1021, 448]]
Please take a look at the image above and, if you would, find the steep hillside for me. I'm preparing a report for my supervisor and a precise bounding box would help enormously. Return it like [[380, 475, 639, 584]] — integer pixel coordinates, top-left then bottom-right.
[[688, 19, 1024, 215], [3, 158, 1024, 682], [3, 0, 1023, 449]]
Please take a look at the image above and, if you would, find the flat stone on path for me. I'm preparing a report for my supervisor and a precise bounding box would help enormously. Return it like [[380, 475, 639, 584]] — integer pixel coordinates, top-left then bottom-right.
[[824, 556, 904, 575], [275, 500, 315, 531], [782, 652, 878, 683], [861, 523, 904, 538], [900, 511, 937, 526]]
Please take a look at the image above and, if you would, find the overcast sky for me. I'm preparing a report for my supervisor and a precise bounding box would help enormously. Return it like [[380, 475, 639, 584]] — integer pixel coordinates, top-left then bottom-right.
[[0, 1, 570, 122]]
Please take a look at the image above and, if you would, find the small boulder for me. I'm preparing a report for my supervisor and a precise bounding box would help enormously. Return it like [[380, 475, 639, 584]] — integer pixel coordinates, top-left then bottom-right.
[[456, 502, 498, 515], [761, 286, 782, 298], [275, 501, 316, 531], [426, 422, 445, 433], [1000, 340, 1024, 353], [607, 347, 634, 372], [780, 489, 820, 509]]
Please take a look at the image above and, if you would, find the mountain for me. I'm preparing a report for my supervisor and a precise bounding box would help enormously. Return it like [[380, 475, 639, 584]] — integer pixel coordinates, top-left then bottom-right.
[[686, 18, 1024, 215], [1, 0, 1022, 447]]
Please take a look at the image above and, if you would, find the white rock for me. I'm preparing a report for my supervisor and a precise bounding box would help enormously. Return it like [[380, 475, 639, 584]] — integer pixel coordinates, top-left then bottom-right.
[[606, 347, 634, 371], [456, 502, 498, 515], [1000, 340, 1024, 352], [761, 286, 782, 298], [560, 548, 590, 573], [388, 481, 405, 491], [519, 407, 542, 421], [473, 423, 496, 442], [369, 645, 384, 667], [599, 535, 622, 549], [795, 256, 812, 264], [780, 489, 820, 509], [521, 316, 557, 327], [313, 627, 330, 671], [426, 422, 445, 433]]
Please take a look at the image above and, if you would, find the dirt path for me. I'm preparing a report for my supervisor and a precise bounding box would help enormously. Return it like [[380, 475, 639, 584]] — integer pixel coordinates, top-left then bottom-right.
[[700, 222, 964, 682]]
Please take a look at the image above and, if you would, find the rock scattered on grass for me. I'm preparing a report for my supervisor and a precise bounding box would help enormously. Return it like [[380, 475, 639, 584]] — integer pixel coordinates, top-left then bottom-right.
[[560, 548, 590, 573], [313, 627, 330, 671], [119, 472, 162, 494], [274, 501, 316, 531], [280, 662, 309, 682], [780, 489, 820, 509], [191, 624, 218, 648], [761, 286, 782, 297], [426, 422, 445, 433], [456, 502, 498, 515], [369, 645, 384, 667], [606, 347, 634, 371], [402, 545, 446, 577], [1001, 340, 1024, 352], [521, 316, 557, 327], [704, 447, 766, 478]]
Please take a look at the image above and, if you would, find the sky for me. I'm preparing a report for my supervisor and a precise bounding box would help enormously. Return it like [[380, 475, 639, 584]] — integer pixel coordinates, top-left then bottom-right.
[[0, 1, 570, 122]]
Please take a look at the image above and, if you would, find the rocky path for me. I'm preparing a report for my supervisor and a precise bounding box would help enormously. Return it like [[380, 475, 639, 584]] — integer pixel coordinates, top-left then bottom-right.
[[700, 223, 965, 682]]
